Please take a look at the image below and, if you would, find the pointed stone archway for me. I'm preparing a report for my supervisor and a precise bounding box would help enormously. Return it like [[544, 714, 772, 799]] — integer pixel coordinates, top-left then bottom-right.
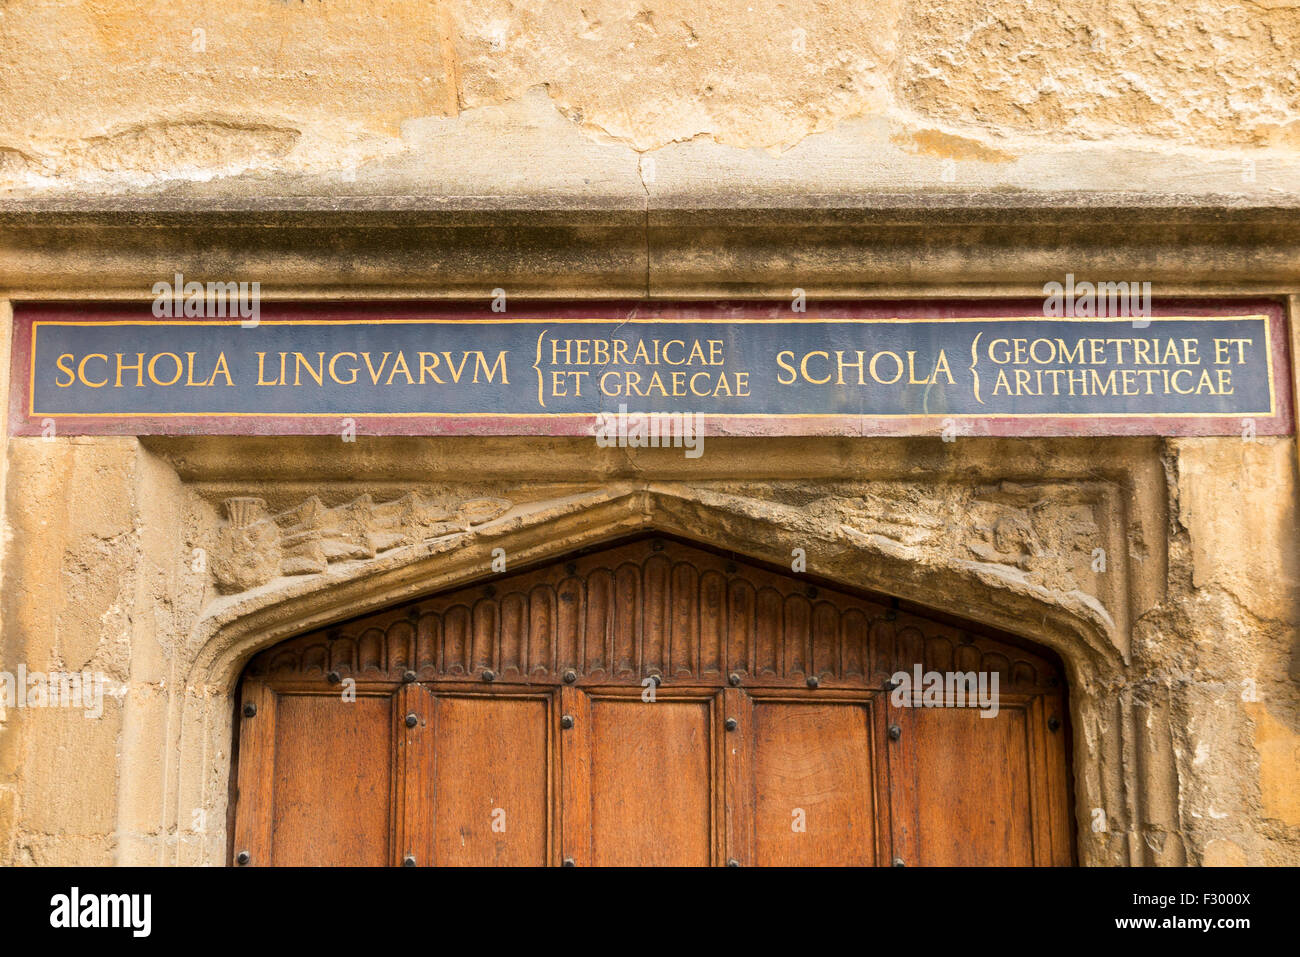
[[155, 476, 1170, 867], [230, 533, 1074, 866]]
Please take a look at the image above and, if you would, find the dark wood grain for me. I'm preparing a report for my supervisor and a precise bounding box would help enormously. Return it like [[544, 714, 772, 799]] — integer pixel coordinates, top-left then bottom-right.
[[587, 694, 714, 866], [752, 700, 876, 866], [430, 692, 550, 866], [269, 693, 392, 866], [234, 537, 1075, 866]]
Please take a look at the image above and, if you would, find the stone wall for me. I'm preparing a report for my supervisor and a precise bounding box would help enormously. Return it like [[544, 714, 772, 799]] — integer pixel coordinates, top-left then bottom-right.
[[0, 2, 1297, 866], [1, 1, 1298, 202], [0, 423, 1296, 865]]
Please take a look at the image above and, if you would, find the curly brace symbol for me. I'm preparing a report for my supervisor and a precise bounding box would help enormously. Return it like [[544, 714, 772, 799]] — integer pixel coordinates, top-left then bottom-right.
[[533, 329, 547, 408], [969, 332, 984, 405]]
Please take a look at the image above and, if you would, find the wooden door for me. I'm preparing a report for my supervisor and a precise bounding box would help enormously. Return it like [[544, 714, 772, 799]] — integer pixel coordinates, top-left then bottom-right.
[[232, 537, 1073, 866]]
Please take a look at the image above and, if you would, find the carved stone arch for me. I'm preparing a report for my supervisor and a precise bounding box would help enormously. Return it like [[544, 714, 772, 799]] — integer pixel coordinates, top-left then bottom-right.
[[229, 533, 1081, 866], [242, 533, 1070, 697], [174, 482, 1140, 866], [189, 485, 1122, 693]]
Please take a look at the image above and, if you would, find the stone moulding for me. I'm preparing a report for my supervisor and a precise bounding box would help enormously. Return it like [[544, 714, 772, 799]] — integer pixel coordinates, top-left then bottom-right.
[[201, 481, 1127, 670], [171, 476, 1173, 866], [4, 200, 1300, 299], [210, 493, 511, 594]]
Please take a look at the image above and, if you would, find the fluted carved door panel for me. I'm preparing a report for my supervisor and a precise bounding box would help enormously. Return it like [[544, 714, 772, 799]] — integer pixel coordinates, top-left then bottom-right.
[[232, 536, 1073, 866]]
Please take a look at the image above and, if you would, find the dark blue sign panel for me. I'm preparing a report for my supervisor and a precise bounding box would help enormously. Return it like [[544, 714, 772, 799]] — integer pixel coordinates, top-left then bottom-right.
[[11, 302, 1293, 437]]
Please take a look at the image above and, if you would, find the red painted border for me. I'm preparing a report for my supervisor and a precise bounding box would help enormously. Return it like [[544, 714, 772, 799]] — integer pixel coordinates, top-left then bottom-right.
[[9, 298, 1293, 438]]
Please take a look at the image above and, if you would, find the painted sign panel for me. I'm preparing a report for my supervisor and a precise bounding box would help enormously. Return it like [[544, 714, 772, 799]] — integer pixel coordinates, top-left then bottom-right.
[[9, 301, 1293, 437]]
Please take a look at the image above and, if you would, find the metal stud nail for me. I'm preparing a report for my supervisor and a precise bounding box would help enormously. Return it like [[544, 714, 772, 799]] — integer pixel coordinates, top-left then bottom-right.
[[724, 717, 739, 732], [242, 702, 256, 718], [888, 724, 901, 741], [236, 850, 250, 866], [326, 670, 341, 685], [883, 677, 901, 691], [648, 673, 662, 686], [402, 669, 417, 684], [728, 672, 742, 687], [563, 669, 577, 684], [806, 675, 820, 689], [482, 669, 496, 683], [402, 854, 416, 867], [892, 857, 906, 867], [726, 858, 740, 867], [562, 857, 576, 867], [405, 712, 418, 728], [560, 714, 575, 730], [1048, 716, 1061, 732]]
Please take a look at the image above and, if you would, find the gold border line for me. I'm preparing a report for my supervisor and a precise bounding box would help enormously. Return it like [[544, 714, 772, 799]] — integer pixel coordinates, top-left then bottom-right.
[[29, 314, 1272, 327], [28, 314, 1280, 420], [20, 411, 1281, 420]]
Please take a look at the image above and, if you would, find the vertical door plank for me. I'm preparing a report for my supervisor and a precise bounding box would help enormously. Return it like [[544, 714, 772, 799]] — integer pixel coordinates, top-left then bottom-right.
[[1027, 696, 1053, 867], [1043, 694, 1074, 865], [559, 685, 592, 866], [884, 696, 919, 867], [429, 692, 550, 866], [395, 682, 434, 867], [587, 695, 713, 866], [751, 699, 876, 866], [865, 694, 893, 866], [231, 679, 275, 866], [269, 692, 394, 866], [906, 704, 1035, 865], [722, 687, 755, 867]]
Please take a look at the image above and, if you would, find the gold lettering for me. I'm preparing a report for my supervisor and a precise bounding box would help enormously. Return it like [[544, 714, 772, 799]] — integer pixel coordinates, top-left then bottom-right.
[[933, 350, 955, 384], [209, 352, 234, 387], [474, 351, 509, 384], [330, 352, 359, 385], [147, 352, 183, 387], [294, 352, 325, 387], [776, 350, 797, 385], [256, 352, 281, 386], [418, 352, 443, 384], [386, 352, 414, 385], [869, 351, 903, 385], [836, 350, 865, 385], [801, 350, 831, 385], [114, 352, 145, 388], [361, 352, 392, 385], [78, 354, 109, 388], [55, 354, 75, 387]]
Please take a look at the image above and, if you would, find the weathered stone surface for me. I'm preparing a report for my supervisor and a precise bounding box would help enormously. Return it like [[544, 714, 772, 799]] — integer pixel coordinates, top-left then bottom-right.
[[208, 492, 511, 593], [0, 0, 1296, 872], [1, 0, 1296, 199], [899, 1, 1300, 149], [0, 0, 454, 175], [451, 0, 897, 151], [2, 429, 1292, 866]]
